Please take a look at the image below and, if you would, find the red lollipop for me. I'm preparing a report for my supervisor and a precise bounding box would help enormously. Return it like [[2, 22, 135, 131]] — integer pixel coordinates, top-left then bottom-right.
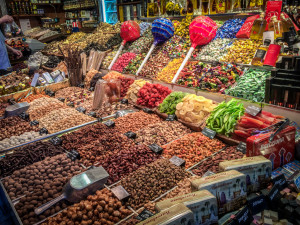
[[109, 20, 140, 70], [172, 16, 218, 83]]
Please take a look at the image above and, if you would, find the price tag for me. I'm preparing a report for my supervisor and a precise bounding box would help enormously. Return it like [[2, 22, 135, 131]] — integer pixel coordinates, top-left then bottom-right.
[[8, 98, 16, 105], [45, 90, 55, 97], [136, 209, 154, 221], [272, 174, 287, 190], [89, 87, 95, 91], [70, 149, 80, 160], [247, 195, 266, 215], [88, 111, 97, 118], [57, 97, 65, 102], [143, 108, 153, 114], [124, 131, 137, 139], [165, 114, 176, 121], [76, 106, 86, 114], [245, 105, 261, 117], [50, 136, 62, 146], [202, 127, 216, 139], [77, 83, 84, 88], [148, 143, 163, 154], [39, 128, 48, 135], [121, 98, 128, 104], [169, 156, 186, 167], [267, 184, 281, 203], [67, 101, 75, 107], [237, 142, 247, 154], [104, 120, 115, 127], [31, 73, 40, 87], [18, 112, 29, 120], [234, 206, 253, 225], [30, 120, 39, 126], [111, 185, 130, 201]]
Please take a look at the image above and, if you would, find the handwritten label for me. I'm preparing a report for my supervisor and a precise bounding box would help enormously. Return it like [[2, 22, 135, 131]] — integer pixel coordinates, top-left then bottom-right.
[[45, 90, 55, 97], [124, 131, 137, 139], [111, 185, 130, 201], [76, 106, 86, 114], [104, 120, 115, 127], [121, 98, 128, 104], [136, 209, 154, 221], [30, 120, 39, 126], [18, 112, 29, 120], [148, 144, 163, 154], [169, 156, 186, 167], [245, 105, 261, 117], [247, 195, 266, 215], [67, 150, 80, 161], [88, 111, 97, 118], [166, 114, 176, 121], [50, 136, 62, 146], [237, 142, 247, 154], [143, 108, 153, 114], [202, 127, 216, 139], [39, 128, 48, 135], [57, 97, 65, 102]]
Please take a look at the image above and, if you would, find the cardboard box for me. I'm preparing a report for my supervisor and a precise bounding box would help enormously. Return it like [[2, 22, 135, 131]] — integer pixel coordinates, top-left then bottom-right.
[[246, 126, 296, 170], [155, 190, 218, 225], [137, 204, 194, 225], [191, 170, 247, 215], [219, 156, 272, 193]]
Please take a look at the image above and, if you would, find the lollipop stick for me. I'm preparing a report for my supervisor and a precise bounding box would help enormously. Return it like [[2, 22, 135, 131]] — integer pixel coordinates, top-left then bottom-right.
[[108, 42, 125, 70], [136, 43, 156, 75], [171, 47, 195, 83]]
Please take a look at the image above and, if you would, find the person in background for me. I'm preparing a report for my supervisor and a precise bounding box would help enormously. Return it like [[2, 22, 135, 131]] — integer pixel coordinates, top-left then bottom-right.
[[0, 15, 23, 71]]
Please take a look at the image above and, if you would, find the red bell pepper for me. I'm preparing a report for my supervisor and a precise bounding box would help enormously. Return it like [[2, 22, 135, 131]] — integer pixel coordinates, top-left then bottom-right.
[[234, 130, 251, 138]]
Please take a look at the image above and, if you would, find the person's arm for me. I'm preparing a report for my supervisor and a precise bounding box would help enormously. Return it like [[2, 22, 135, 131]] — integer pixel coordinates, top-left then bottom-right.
[[0, 15, 13, 24], [6, 44, 23, 58]]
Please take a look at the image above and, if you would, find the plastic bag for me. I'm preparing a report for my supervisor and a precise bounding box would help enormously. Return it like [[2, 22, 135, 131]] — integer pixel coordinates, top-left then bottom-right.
[[3, 22, 22, 38]]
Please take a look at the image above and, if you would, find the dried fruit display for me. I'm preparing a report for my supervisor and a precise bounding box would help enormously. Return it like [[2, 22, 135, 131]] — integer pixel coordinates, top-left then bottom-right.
[[159, 91, 188, 115], [126, 79, 148, 103]]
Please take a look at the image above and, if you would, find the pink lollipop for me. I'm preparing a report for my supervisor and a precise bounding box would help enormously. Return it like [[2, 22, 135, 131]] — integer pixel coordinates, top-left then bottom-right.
[[171, 16, 218, 83], [109, 20, 140, 70]]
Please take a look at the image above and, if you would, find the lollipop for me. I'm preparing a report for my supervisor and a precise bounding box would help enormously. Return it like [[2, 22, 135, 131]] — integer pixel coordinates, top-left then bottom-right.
[[171, 16, 218, 83], [108, 20, 140, 70], [136, 18, 174, 75]]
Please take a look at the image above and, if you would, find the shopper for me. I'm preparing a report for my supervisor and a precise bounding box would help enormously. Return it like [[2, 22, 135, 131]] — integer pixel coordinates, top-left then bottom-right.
[[0, 15, 23, 71]]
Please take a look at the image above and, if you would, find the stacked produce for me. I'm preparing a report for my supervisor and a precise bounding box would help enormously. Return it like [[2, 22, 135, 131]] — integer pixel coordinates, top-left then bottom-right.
[[220, 39, 261, 64], [175, 94, 216, 124], [118, 76, 134, 97], [123, 53, 146, 74], [42, 189, 132, 225], [191, 146, 245, 176], [102, 144, 161, 184], [114, 111, 162, 133], [0, 141, 64, 177], [135, 121, 191, 146], [158, 91, 188, 115], [214, 18, 245, 39], [136, 83, 172, 108], [0, 116, 39, 141], [234, 111, 283, 141], [206, 98, 245, 136], [120, 158, 189, 209], [139, 51, 170, 79], [226, 68, 271, 102], [155, 58, 184, 83], [126, 79, 148, 103], [0, 71, 31, 96], [162, 132, 225, 168], [2, 154, 82, 200], [111, 52, 137, 72]]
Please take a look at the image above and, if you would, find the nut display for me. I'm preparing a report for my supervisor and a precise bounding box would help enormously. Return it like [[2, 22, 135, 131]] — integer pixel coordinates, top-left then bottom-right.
[[42, 188, 132, 225], [126, 79, 148, 103], [0, 71, 31, 96], [18, 93, 50, 103], [135, 121, 191, 146], [3, 154, 82, 199], [102, 144, 161, 184], [114, 111, 162, 133], [0, 131, 45, 150], [29, 101, 67, 121], [121, 158, 190, 209], [191, 146, 245, 176], [0, 116, 39, 141], [0, 102, 9, 117], [55, 87, 86, 99], [0, 141, 64, 177], [162, 132, 225, 168]]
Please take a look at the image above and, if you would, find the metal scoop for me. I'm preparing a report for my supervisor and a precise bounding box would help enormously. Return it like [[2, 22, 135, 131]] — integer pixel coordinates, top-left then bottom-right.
[[35, 166, 109, 215], [100, 109, 138, 121]]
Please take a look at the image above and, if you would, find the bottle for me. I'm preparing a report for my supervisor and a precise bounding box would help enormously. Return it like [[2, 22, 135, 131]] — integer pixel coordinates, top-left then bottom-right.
[[268, 16, 284, 40], [280, 13, 296, 34], [250, 12, 267, 40], [251, 39, 271, 66], [187, 0, 193, 14]]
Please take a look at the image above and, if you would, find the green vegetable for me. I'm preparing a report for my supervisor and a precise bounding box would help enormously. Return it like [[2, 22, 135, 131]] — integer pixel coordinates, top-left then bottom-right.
[[159, 92, 188, 115], [206, 98, 245, 136]]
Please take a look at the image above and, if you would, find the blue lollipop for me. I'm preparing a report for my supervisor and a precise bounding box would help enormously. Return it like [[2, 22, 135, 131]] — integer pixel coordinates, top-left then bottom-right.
[[136, 18, 174, 75]]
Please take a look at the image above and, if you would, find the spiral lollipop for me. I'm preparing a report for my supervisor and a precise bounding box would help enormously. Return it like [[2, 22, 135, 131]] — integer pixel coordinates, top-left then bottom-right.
[[136, 18, 174, 75], [171, 16, 218, 83], [108, 20, 140, 70]]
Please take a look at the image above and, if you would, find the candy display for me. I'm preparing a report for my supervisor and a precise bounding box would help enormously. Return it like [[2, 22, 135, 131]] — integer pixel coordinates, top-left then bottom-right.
[[111, 52, 137, 72], [128, 36, 153, 54], [214, 18, 246, 39], [226, 68, 271, 102], [162, 132, 225, 168], [156, 58, 184, 83], [123, 53, 146, 74], [175, 94, 216, 124], [206, 98, 245, 136], [136, 83, 172, 108]]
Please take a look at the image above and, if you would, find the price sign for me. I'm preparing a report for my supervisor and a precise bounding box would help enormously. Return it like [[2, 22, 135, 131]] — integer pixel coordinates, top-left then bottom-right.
[[143, 108, 153, 114], [234, 206, 253, 225], [272, 174, 287, 190], [237, 142, 247, 154], [88, 111, 97, 118], [245, 105, 261, 117], [247, 195, 266, 215], [50, 136, 62, 146], [202, 127, 216, 139], [166, 114, 176, 121], [136, 209, 154, 221], [39, 128, 48, 135], [124, 131, 137, 139], [30, 120, 39, 126], [76, 106, 86, 114], [104, 120, 115, 127], [31, 73, 40, 87], [169, 156, 186, 167], [148, 143, 163, 154], [121, 99, 128, 104]]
